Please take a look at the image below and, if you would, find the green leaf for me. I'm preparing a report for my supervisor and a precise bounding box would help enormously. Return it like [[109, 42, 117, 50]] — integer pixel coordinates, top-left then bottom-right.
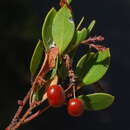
[[32, 86, 44, 102], [78, 93, 115, 111], [76, 48, 110, 85], [66, 20, 95, 53], [52, 6, 75, 54], [86, 20, 96, 36], [42, 8, 57, 50], [67, 0, 72, 4], [30, 40, 44, 77], [77, 17, 85, 30], [66, 28, 87, 53], [73, 28, 87, 50]]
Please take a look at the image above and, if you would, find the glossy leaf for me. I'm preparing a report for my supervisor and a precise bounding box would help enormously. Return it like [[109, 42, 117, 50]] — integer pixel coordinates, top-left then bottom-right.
[[30, 40, 44, 77], [76, 49, 110, 85], [42, 8, 57, 50], [78, 93, 115, 111], [52, 6, 75, 54], [77, 17, 85, 30]]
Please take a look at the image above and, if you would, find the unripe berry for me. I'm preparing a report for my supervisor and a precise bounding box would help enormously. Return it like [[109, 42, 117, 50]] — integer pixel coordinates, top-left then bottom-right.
[[67, 98, 84, 117], [47, 85, 65, 107]]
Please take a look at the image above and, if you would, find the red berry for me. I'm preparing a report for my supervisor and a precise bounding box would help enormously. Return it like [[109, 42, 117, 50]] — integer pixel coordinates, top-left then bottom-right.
[[47, 85, 65, 107], [67, 98, 84, 117]]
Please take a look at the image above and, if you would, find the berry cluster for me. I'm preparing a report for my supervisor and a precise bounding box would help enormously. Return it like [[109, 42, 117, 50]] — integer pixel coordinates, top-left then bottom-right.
[[47, 85, 84, 117]]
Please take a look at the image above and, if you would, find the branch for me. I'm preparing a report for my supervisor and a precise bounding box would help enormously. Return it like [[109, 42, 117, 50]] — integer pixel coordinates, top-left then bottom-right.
[[23, 105, 50, 124], [6, 88, 32, 129], [6, 47, 59, 130]]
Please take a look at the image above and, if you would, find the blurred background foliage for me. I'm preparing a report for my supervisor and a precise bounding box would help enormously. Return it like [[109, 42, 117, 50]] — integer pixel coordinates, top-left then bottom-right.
[[0, 0, 130, 130]]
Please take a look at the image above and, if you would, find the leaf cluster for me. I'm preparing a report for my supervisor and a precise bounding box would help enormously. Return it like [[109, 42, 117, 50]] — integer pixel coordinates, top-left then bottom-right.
[[30, 0, 114, 111]]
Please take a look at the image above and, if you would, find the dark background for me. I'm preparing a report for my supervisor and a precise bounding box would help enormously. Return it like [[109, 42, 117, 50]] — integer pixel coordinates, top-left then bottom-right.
[[0, 0, 130, 129]]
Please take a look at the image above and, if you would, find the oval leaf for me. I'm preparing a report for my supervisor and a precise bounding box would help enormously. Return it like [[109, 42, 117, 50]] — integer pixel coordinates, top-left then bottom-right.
[[76, 49, 110, 85], [30, 40, 44, 77], [52, 6, 75, 54], [42, 8, 57, 50], [78, 93, 115, 111]]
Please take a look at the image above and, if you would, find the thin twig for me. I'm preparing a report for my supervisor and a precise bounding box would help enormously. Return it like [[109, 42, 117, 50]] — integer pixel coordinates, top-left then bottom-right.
[[89, 44, 107, 51], [23, 105, 50, 124], [81, 36, 104, 44], [6, 88, 32, 129], [12, 106, 34, 130]]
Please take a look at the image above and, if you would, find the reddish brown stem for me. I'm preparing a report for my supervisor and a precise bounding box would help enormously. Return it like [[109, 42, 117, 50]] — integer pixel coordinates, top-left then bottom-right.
[[12, 107, 34, 130], [81, 36, 104, 44], [6, 88, 32, 129], [6, 47, 59, 130], [23, 105, 50, 124], [89, 44, 107, 51]]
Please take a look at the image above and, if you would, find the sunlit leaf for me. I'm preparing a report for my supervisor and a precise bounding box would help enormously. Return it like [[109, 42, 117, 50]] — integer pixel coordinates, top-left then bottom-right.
[[30, 40, 44, 77], [52, 6, 75, 54], [76, 49, 110, 85], [42, 8, 57, 50], [78, 93, 115, 111]]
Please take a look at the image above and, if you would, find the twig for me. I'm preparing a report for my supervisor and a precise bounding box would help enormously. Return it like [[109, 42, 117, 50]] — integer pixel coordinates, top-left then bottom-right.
[[12, 106, 34, 130], [23, 105, 50, 124], [89, 44, 107, 51], [81, 36, 104, 44], [80, 36, 107, 51], [6, 47, 59, 130], [6, 88, 32, 129]]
